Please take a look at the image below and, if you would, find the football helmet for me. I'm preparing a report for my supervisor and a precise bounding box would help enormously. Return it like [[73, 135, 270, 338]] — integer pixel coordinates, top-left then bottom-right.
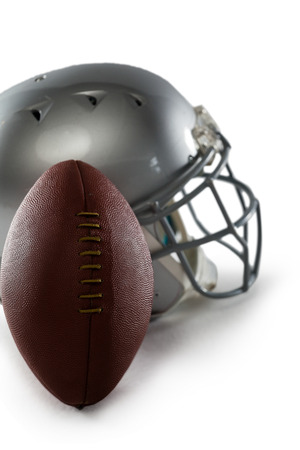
[[0, 64, 262, 316]]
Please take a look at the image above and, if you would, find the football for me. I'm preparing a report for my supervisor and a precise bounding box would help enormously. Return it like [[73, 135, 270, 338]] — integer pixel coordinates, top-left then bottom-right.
[[0, 160, 153, 408]]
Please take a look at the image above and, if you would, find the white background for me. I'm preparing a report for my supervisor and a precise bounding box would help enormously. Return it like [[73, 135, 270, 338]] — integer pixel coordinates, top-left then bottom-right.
[[0, 1, 299, 449]]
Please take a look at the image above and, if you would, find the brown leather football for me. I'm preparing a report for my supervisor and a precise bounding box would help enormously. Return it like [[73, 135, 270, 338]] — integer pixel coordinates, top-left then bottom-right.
[[0, 160, 153, 408]]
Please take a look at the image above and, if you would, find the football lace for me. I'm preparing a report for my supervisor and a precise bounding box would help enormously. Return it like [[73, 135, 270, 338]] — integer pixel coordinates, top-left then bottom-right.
[[77, 212, 103, 314]]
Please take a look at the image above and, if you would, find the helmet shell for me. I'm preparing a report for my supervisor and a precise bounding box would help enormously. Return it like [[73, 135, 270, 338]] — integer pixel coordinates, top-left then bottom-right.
[[0, 64, 196, 254]]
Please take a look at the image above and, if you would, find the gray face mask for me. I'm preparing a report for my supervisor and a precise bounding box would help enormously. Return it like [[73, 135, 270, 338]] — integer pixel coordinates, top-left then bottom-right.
[[0, 63, 261, 316]]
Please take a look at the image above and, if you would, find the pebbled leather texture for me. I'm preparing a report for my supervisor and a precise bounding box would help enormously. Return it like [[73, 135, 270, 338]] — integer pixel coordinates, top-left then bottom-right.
[[0, 160, 153, 407]]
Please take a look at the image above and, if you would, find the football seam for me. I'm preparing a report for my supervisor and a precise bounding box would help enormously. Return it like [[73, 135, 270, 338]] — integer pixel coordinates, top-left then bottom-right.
[[75, 160, 103, 407]]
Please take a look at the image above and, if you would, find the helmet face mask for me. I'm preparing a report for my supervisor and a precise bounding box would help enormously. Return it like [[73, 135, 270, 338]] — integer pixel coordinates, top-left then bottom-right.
[[134, 120, 261, 315], [0, 64, 262, 315]]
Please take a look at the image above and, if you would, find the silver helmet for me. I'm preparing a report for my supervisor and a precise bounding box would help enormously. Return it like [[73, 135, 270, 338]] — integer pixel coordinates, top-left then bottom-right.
[[0, 64, 262, 316]]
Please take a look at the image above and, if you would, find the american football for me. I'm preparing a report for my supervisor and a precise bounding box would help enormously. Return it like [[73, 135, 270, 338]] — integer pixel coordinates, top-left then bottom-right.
[[0, 160, 153, 407]]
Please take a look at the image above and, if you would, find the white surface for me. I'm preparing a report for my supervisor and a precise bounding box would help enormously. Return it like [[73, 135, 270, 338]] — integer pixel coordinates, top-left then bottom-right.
[[0, 1, 299, 449]]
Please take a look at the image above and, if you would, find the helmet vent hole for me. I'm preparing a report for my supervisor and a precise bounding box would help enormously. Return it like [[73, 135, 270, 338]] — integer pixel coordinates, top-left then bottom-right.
[[31, 109, 41, 122], [135, 98, 143, 107], [129, 93, 144, 108], [87, 96, 97, 106], [35, 75, 47, 82]]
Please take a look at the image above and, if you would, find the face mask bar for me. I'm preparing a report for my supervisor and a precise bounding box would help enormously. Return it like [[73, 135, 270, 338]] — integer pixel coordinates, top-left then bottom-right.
[[134, 134, 262, 299]]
